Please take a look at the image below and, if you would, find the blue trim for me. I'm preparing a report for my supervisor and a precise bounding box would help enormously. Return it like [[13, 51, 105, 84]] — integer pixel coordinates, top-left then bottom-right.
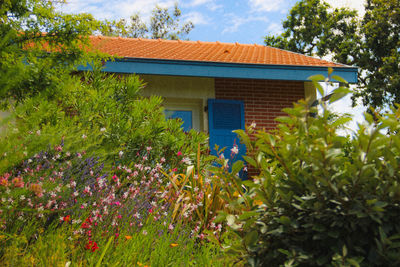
[[78, 58, 358, 83]]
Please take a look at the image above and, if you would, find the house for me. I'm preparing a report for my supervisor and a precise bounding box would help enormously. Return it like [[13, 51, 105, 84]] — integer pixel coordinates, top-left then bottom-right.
[[82, 36, 358, 162]]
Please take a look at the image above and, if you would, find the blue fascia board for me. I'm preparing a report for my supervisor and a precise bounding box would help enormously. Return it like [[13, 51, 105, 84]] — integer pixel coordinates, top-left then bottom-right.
[[78, 58, 358, 83]]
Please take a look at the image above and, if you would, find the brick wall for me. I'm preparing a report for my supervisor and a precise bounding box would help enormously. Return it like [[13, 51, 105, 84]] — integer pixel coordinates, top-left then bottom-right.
[[214, 78, 305, 177], [214, 78, 305, 131]]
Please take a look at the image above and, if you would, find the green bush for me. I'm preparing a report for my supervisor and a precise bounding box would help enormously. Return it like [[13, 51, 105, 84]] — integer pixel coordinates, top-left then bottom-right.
[[225, 76, 400, 266], [0, 64, 208, 173]]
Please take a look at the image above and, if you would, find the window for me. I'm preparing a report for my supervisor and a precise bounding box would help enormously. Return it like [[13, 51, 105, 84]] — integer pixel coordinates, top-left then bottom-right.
[[165, 109, 193, 131], [163, 98, 203, 131]]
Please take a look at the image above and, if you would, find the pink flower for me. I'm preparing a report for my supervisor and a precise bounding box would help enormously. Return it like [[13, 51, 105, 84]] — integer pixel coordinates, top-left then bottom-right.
[[0, 177, 8, 187], [177, 151, 183, 157]]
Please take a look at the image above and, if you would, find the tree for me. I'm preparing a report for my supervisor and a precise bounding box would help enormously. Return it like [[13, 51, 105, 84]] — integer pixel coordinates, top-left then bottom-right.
[[99, 3, 194, 40], [265, 0, 400, 108], [0, 0, 99, 105]]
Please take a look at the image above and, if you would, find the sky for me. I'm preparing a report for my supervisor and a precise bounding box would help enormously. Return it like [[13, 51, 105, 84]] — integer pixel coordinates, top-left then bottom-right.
[[58, 0, 367, 134]]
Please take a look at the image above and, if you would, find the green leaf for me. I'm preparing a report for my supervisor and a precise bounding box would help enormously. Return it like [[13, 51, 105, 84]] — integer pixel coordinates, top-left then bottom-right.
[[279, 216, 291, 225], [243, 156, 257, 168], [244, 230, 259, 247], [231, 160, 244, 175], [331, 75, 349, 84], [331, 117, 352, 127], [96, 236, 114, 267]]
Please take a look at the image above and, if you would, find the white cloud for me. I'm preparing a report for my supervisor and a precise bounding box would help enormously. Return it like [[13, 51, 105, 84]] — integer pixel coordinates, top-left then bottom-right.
[[183, 11, 210, 25], [248, 0, 285, 13], [222, 14, 269, 34], [59, 0, 178, 21], [184, 0, 222, 11], [266, 22, 282, 35]]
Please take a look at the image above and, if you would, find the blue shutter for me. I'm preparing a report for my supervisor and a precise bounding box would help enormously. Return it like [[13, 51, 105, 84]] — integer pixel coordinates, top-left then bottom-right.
[[208, 99, 246, 177]]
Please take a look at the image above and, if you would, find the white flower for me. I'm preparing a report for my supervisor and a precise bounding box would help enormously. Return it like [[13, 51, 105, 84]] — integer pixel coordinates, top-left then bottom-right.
[[182, 157, 192, 165], [36, 130, 41, 136], [28, 159, 32, 163], [20, 195, 25, 200], [100, 127, 106, 132], [119, 151, 124, 158], [231, 146, 239, 155], [82, 134, 87, 139]]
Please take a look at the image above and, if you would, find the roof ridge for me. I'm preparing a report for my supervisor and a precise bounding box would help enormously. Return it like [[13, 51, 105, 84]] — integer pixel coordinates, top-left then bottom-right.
[[89, 35, 265, 48]]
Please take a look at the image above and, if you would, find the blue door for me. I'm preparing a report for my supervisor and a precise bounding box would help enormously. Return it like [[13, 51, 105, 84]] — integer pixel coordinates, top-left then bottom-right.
[[208, 99, 246, 175]]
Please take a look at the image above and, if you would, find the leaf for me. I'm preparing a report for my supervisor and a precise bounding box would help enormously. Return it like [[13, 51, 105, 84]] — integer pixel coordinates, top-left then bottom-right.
[[279, 216, 291, 225], [331, 75, 349, 84], [329, 87, 352, 103], [244, 230, 259, 247], [96, 236, 114, 267], [231, 160, 244, 175], [331, 117, 352, 128], [226, 214, 236, 226], [242, 156, 257, 168]]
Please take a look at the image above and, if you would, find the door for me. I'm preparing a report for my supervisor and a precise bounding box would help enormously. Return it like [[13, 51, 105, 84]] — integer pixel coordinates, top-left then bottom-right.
[[208, 99, 246, 176]]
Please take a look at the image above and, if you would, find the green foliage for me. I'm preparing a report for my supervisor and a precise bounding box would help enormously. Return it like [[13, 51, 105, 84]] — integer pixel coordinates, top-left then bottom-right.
[[265, 0, 400, 109], [0, 0, 100, 105], [222, 75, 400, 266], [99, 3, 194, 40], [0, 65, 208, 172], [0, 219, 230, 266]]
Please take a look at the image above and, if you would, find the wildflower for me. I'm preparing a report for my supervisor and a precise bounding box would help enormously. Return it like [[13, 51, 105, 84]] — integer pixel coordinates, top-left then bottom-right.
[[29, 183, 43, 197], [160, 157, 166, 163], [142, 230, 147, 235], [177, 151, 183, 157], [85, 241, 99, 252], [82, 134, 87, 139], [254, 199, 263, 206], [182, 157, 192, 165], [55, 145, 62, 152], [231, 145, 239, 155], [119, 151, 124, 158], [36, 130, 41, 136], [125, 235, 132, 240], [169, 243, 179, 247], [168, 224, 174, 231], [146, 146, 152, 151], [62, 215, 71, 223], [20, 195, 25, 200], [0, 177, 8, 187], [100, 127, 106, 132]]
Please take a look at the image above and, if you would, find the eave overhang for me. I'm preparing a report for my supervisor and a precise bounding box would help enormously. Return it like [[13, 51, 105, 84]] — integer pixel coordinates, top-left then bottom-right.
[[78, 57, 358, 83]]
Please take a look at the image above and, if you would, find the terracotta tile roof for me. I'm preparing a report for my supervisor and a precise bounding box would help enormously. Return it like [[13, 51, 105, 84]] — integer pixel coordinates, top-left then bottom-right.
[[89, 36, 347, 68]]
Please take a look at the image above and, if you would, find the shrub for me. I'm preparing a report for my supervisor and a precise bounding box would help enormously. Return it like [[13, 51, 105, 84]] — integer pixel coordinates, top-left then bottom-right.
[[0, 63, 208, 173], [223, 75, 400, 266]]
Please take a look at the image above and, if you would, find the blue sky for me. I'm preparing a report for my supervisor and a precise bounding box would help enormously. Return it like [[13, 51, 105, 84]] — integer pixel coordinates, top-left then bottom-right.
[[59, 0, 364, 45], [58, 0, 366, 134]]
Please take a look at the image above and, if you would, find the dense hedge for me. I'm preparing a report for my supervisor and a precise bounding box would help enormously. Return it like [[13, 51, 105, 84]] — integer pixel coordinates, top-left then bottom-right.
[[225, 77, 400, 266]]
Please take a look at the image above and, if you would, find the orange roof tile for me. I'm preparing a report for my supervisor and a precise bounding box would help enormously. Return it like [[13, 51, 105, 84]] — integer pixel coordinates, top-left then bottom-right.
[[89, 36, 346, 68]]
